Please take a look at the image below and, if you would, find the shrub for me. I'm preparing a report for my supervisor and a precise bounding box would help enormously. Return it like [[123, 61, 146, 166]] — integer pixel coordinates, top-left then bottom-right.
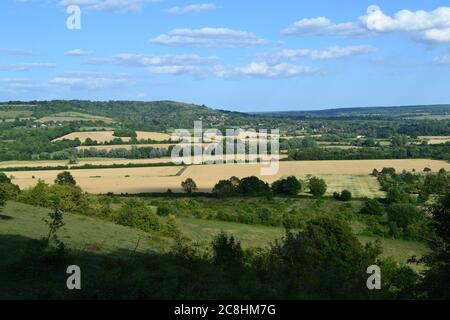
[[309, 177, 327, 197], [212, 232, 244, 268], [334, 190, 352, 202], [116, 200, 161, 232], [387, 203, 424, 230], [360, 199, 385, 216]]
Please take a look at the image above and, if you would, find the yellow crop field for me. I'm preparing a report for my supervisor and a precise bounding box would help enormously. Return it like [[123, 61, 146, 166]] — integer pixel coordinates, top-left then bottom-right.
[[76, 144, 175, 151], [419, 136, 450, 145], [53, 131, 172, 143], [6, 159, 449, 196]]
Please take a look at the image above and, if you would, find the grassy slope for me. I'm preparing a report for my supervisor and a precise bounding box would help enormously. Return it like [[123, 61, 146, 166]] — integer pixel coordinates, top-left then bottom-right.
[[0, 201, 428, 266]]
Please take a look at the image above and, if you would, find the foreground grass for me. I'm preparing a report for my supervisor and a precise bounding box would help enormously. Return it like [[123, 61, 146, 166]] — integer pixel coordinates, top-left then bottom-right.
[[1, 201, 428, 267], [0, 201, 168, 256]]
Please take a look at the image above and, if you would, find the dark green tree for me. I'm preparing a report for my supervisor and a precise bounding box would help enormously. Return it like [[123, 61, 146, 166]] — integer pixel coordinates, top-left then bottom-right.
[[309, 177, 327, 197], [181, 178, 197, 194], [54, 171, 76, 186]]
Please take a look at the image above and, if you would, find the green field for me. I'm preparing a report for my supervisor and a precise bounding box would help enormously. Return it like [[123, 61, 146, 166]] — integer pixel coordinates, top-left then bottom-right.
[[0, 201, 427, 266], [36, 111, 114, 123], [0, 110, 33, 120]]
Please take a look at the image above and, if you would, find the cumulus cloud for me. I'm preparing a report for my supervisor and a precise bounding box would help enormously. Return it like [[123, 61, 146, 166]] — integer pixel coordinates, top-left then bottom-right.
[[50, 72, 129, 89], [58, 0, 160, 12], [0, 63, 56, 71], [361, 5, 450, 43], [165, 3, 216, 14], [65, 49, 93, 56], [151, 28, 266, 47], [86, 53, 218, 75], [214, 62, 318, 79], [282, 5, 450, 43]]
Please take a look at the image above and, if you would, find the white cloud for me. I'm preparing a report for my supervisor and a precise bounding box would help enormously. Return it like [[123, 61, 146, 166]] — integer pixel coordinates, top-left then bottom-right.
[[86, 53, 217, 75], [50, 72, 129, 89], [281, 17, 368, 37], [0, 63, 56, 71], [65, 49, 93, 56], [0, 78, 49, 89], [214, 62, 318, 79], [361, 5, 450, 43], [58, 0, 160, 12], [87, 53, 218, 66], [282, 6, 450, 43], [273, 45, 376, 61], [165, 3, 216, 14], [147, 65, 199, 75], [151, 27, 266, 47]]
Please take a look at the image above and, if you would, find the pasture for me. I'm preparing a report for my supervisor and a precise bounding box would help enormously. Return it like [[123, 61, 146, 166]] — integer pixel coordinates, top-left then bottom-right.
[[36, 112, 114, 123]]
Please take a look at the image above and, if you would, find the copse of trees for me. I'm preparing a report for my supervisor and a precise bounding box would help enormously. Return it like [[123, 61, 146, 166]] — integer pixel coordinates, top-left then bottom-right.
[[271, 176, 303, 196], [113, 128, 137, 138]]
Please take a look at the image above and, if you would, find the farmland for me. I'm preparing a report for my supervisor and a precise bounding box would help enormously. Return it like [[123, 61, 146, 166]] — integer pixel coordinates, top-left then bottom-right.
[[7, 159, 449, 195], [36, 112, 114, 123], [1, 100, 449, 300], [53, 130, 172, 143]]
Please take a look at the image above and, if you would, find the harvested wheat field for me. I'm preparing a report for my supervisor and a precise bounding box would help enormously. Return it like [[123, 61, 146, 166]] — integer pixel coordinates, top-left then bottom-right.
[[0, 158, 177, 168], [6, 159, 449, 196], [76, 144, 175, 151], [53, 131, 172, 143], [8, 166, 184, 194], [419, 136, 450, 145]]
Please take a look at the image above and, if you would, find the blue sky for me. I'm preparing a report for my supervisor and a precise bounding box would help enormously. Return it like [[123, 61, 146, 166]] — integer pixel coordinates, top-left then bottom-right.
[[1, 0, 450, 111]]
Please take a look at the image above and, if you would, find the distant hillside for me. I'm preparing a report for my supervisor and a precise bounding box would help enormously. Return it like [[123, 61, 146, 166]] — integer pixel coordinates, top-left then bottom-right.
[[0, 100, 256, 131], [259, 105, 450, 120]]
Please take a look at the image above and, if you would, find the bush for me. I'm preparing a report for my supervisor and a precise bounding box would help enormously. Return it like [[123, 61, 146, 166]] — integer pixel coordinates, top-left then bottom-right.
[[360, 199, 385, 216], [212, 232, 244, 268], [116, 200, 161, 232], [387, 203, 424, 230], [309, 177, 327, 197], [334, 190, 352, 202]]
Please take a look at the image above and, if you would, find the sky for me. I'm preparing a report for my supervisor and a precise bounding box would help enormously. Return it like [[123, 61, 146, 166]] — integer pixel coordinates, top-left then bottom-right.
[[1, 0, 450, 112]]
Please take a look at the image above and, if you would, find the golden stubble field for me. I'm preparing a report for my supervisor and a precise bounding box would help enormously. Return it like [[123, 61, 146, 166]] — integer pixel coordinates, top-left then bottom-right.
[[53, 131, 172, 143], [6, 159, 449, 196]]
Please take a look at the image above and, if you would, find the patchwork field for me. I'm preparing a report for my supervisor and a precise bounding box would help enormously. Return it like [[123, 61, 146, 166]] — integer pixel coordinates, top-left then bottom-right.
[[53, 130, 172, 143], [6, 159, 449, 196]]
